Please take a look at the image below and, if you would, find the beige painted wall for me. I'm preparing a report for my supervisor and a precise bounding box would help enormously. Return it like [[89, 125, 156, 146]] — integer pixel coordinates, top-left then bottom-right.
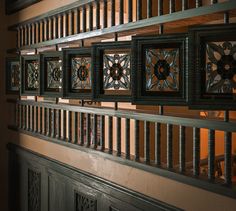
[[1, 0, 236, 211]]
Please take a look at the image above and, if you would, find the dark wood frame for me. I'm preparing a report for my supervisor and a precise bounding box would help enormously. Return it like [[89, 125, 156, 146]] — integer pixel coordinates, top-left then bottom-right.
[[132, 34, 188, 105], [5, 0, 42, 15], [21, 55, 40, 96], [6, 57, 20, 94], [189, 23, 236, 110], [40, 52, 63, 97], [63, 48, 92, 99], [92, 41, 132, 102]]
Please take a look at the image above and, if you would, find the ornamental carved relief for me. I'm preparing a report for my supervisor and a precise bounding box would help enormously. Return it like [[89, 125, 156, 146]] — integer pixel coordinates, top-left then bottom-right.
[[47, 59, 62, 89], [26, 61, 39, 89], [75, 191, 97, 211]]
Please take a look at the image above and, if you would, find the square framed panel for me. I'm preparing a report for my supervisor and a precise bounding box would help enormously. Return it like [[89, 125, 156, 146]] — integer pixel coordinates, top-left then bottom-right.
[[21, 55, 40, 96], [189, 24, 236, 110], [132, 34, 187, 105], [92, 41, 132, 102], [6, 57, 20, 94], [40, 52, 63, 97], [63, 48, 92, 99]]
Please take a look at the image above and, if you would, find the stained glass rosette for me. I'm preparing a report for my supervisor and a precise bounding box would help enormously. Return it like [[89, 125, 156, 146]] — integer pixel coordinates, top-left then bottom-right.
[[145, 48, 179, 92]]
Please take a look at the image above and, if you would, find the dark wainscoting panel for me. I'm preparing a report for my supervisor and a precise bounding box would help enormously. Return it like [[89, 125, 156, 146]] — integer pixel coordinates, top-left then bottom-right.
[[8, 143, 183, 211]]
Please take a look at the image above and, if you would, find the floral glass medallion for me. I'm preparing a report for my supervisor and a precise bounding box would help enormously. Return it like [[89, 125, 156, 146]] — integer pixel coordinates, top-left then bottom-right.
[[205, 41, 236, 94], [145, 48, 179, 92], [103, 51, 131, 90], [47, 58, 62, 89], [26, 60, 39, 89], [71, 56, 91, 90], [10, 61, 20, 90]]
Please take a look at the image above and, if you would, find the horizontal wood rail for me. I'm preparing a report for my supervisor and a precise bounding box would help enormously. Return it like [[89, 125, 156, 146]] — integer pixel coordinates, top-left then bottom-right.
[[8, 100, 236, 198], [8, 0, 236, 50]]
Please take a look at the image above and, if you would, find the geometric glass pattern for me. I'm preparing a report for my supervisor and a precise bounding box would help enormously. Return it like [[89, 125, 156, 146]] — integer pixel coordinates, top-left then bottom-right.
[[28, 169, 41, 211], [10, 60, 20, 91], [46, 58, 62, 89], [75, 191, 97, 211], [26, 60, 39, 89], [145, 48, 179, 92], [71, 56, 91, 90], [103, 51, 131, 90], [205, 41, 236, 94]]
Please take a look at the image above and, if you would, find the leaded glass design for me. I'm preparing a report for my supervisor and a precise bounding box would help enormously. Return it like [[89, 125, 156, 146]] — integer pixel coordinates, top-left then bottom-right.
[[145, 48, 179, 92], [10, 61, 20, 90], [71, 56, 91, 90], [205, 41, 236, 94], [103, 51, 131, 90], [26, 60, 39, 89], [47, 59, 62, 89]]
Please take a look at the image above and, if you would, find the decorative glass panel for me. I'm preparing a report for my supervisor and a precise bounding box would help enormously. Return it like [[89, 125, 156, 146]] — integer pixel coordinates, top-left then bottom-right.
[[71, 56, 91, 90], [145, 48, 179, 92], [189, 24, 236, 109], [46, 58, 62, 89], [103, 50, 131, 91], [205, 41, 236, 94], [92, 42, 132, 102], [25, 60, 39, 90], [10, 60, 20, 91]]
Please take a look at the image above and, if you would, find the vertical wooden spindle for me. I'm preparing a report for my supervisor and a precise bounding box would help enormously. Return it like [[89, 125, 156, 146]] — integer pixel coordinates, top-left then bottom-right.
[[65, 13, 69, 36], [28, 24, 31, 45], [44, 19, 47, 41], [56, 109, 61, 139], [182, 0, 188, 10], [134, 120, 140, 161], [40, 107, 43, 134], [27, 105, 31, 131], [108, 116, 113, 154], [35, 106, 38, 133], [19, 104, 22, 129], [144, 121, 150, 164], [24, 25, 28, 46], [33, 23, 36, 44], [20, 26, 24, 46], [179, 125, 186, 172], [224, 131, 232, 185], [96, 1, 100, 29], [89, 3, 93, 31], [31, 106, 34, 131], [44, 107, 47, 135], [86, 113, 91, 147], [52, 109, 56, 138], [119, 0, 124, 24], [100, 115, 105, 151], [82, 6, 87, 32], [47, 18, 50, 40], [68, 111, 72, 142], [169, 0, 175, 14], [111, 0, 115, 26], [137, 0, 142, 20], [128, 0, 132, 22], [80, 113, 84, 145], [103, 0, 107, 28], [60, 14, 63, 38], [74, 112, 78, 144], [76, 8, 81, 33], [193, 127, 200, 176], [70, 10, 75, 35], [37, 22, 40, 43], [196, 0, 202, 7], [155, 122, 161, 166], [208, 129, 215, 181], [47, 108, 51, 136], [93, 114, 98, 149], [24, 105, 27, 130], [54, 16, 58, 39], [125, 118, 130, 159], [158, 0, 163, 16], [116, 117, 121, 156], [50, 17, 53, 40], [147, 0, 152, 18], [167, 124, 173, 169], [63, 110, 67, 140]]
